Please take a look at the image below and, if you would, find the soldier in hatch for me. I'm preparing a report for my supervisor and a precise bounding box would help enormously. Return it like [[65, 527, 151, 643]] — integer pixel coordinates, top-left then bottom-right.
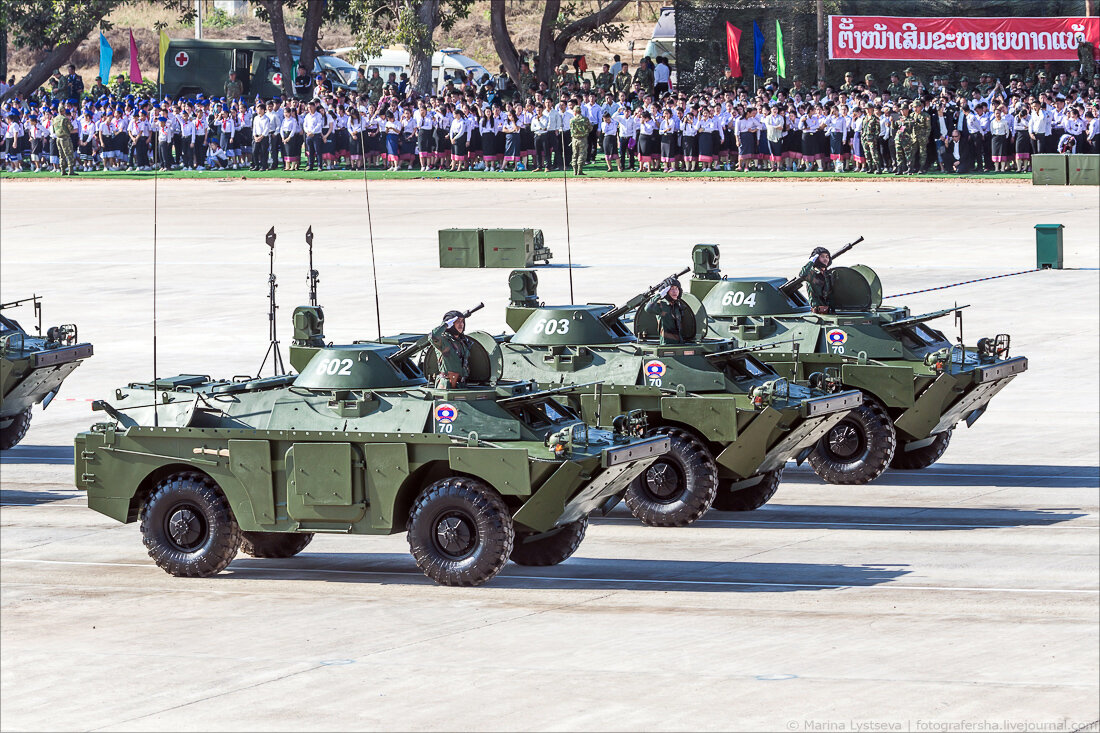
[[643, 277, 693, 345], [798, 247, 833, 314], [429, 310, 474, 388]]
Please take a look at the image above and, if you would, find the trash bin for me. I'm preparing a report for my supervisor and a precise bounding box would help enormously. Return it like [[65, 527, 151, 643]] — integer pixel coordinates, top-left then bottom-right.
[[1067, 154, 1100, 186], [1034, 224, 1064, 269], [1031, 154, 1067, 185], [438, 229, 483, 268]]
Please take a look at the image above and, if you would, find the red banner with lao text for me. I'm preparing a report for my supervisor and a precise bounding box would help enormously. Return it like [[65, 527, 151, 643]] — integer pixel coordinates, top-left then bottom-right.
[[828, 15, 1099, 62]]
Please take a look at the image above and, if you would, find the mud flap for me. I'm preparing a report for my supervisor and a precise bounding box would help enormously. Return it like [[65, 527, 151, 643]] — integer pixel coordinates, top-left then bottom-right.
[[931, 375, 1017, 435], [757, 410, 848, 474], [557, 457, 659, 526]]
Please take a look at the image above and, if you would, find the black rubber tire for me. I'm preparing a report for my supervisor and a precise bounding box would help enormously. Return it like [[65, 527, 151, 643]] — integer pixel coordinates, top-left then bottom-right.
[[890, 430, 952, 470], [510, 519, 587, 566], [807, 399, 896, 485], [240, 531, 314, 558], [622, 427, 718, 527], [0, 408, 32, 450], [712, 469, 783, 512], [140, 472, 241, 577], [407, 477, 514, 586]]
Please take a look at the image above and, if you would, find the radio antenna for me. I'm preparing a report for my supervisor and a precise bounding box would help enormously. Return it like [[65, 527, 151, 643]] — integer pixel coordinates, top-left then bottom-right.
[[258, 227, 286, 376], [152, 142, 160, 427], [306, 225, 319, 306], [361, 133, 383, 339], [560, 133, 575, 302]]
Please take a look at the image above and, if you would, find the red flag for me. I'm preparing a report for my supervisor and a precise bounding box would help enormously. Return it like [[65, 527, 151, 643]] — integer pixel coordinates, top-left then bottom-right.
[[726, 22, 742, 78], [576, 55, 588, 72], [129, 30, 142, 83]]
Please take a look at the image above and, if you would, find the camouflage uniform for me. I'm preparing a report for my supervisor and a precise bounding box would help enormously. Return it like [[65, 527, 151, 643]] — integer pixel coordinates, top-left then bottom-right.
[[643, 295, 693, 345], [518, 71, 536, 97], [893, 110, 918, 173], [633, 64, 654, 95], [798, 261, 832, 311], [594, 71, 614, 93], [224, 78, 244, 100], [839, 74, 857, 93], [887, 77, 905, 98], [862, 113, 882, 171], [368, 74, 384, 100], [429, 323, 473, 388], [569, 113, 592, 175], [89, 82, 109, 99], [51, 114, 75, 174], [1078, 40, 1096, 78], [356, 75, 370, 97], [911, 108, 931, 172], [613, 70, 632, 94], [902, 72, 923, 97]]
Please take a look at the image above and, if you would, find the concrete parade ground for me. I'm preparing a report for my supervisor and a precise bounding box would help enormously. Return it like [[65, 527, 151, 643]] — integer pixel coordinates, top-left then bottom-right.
[[0, 177, 1097, 731]]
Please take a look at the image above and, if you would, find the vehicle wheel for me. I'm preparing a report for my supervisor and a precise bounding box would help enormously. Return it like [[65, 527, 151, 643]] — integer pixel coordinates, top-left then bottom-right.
[[407, 477, 514, 586], [0, 408, 32, 450], [623, 427, 718, 527], [510, 519, 587, 566], [808, 399, 896, 485], [240, 531, 314, 558], [140, 472, 241, 577], [712, 469, 783, 511], [890, 430, 952, 470]]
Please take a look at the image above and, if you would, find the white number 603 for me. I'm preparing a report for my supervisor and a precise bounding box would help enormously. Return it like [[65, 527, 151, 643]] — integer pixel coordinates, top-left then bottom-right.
[[534, 318, 570, 335]]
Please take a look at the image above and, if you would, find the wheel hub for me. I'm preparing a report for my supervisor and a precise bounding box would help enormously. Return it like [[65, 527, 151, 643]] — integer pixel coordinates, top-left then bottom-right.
[[643, 461, 682, 501], [434, 514, 476, 557], [167, 508, 203, 549], [827, 422, 863, 459]]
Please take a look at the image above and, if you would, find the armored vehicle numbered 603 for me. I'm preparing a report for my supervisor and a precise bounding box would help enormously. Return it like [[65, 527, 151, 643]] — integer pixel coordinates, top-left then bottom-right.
[[688, 244, 1028, 484], [426, 270, 860, 524], [2, 296, 93, 449], [75, 338, 667, 587]]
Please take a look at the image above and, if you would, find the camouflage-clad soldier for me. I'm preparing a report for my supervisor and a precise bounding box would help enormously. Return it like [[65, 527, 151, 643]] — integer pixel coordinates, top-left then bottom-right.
[[910, 100, 931, 173], [355, 68, 370, 96], [1078, 38, 1096, 78], [518, 64, 537, 98], [863, 73, 879, 95], [569, 105, 592, 175], [429, 311, 474, 388], [224, 70, 244, 100], [893, 104, 918, 174], [51, 111, 76, 176], [643, 278, 693, 345], [975, 73, 994, 96], [111, 74, 131, 97], [594, 65, 614, 93], [886, 72, 905, 98], [1032, 71, 1051, 96], [719, 69, 739, 93], [798, 249, 832, 314], [89, 77, 109, 99], [839, 71, 857, 93], [633, 60, 654, 95], [367, 69, 384, 100], [613, 65, 633, 94], [902, 67, 923, 97], [863, 105, 882, 172], [556, 65, 577, 88]]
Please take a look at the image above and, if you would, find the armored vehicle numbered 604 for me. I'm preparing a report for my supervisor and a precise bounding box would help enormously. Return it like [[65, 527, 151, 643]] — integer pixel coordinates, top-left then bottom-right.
[[2, 296, 93, 449], [430, 270, 859, 524], [75, 339, 667, 587], [688, 244, 1028, 484]]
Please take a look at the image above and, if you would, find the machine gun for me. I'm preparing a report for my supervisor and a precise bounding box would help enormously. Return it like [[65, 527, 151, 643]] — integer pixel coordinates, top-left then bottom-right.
[[388, 302, 485, 365], [779, 236, 864, 298], [496, 380, 600, 407], [599, 267, 691, 325], [704, 338, 798, 365]]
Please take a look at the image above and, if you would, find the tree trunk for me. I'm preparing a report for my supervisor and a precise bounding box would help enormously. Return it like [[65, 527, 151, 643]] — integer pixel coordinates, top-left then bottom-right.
[[539, 0, 629, 84], [489, 3, 521, 85], [409, 0, 441, 95], [816, 0, 826, 83], [536, 0, 561, 85], [298, 0, 325, 82], [2, 39, 82, 102], [262, 0, 296, 98]]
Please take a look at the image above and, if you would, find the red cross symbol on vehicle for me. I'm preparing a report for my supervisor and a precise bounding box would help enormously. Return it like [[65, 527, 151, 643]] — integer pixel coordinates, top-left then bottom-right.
[[272, 72, 283, 86], [174, 51, 189, 67]]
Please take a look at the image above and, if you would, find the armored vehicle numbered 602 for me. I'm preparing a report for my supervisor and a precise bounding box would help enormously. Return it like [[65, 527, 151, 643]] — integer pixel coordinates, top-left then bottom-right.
[[688, 244, 1028, 484], [2, 296, 93, 449], [75, 338, 667, 587]]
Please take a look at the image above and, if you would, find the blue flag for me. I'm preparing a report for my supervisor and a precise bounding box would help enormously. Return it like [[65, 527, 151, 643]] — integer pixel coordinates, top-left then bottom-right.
[[752, 21, 765, 77], [99, 32, 113, 87]]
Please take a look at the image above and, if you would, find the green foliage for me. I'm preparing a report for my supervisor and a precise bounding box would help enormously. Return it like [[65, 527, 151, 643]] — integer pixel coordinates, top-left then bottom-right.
[[205, 7, 239, 29], [345, 0, 473, 60], [3, 0, 126, 48], [555, 2, 626, 44]]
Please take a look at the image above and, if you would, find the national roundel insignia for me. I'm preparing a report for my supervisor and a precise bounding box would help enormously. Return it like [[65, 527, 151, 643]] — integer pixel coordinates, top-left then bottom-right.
[[174, 51, 190, 68], [435, 403, 457, 424], [644, 360, 666, 378], [826, 329, 848, 345]]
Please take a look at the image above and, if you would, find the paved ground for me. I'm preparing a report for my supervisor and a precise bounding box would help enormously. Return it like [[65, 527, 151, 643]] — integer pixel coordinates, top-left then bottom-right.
[[1, 178, 1097, 732]]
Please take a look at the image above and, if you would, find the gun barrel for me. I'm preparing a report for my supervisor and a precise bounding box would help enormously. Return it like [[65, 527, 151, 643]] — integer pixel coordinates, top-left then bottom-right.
[[600, 268, 691, 323], [463, 302, 485, 319], [831, 235, 864, 260]]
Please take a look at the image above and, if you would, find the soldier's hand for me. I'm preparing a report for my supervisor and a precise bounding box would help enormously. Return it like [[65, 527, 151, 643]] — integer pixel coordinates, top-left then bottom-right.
[[445, 317, 459, 329], [658, 285, 671, 299], [812, 306, 830, 314]]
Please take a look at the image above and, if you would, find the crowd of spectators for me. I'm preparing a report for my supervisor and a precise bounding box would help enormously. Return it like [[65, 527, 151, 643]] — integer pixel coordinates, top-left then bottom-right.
[[2, 53, 1098, 176]]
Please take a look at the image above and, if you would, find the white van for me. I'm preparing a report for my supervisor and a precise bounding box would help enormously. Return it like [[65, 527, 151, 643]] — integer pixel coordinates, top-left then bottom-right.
[[332, 46, 491, 93]]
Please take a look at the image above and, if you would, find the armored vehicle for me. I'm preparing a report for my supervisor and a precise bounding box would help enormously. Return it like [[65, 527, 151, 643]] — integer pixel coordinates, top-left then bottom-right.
[[688, 244, 1028, 484], [75, 336, 668, 587], [1, 296, 93, 449], [421, 270, 859, 524]]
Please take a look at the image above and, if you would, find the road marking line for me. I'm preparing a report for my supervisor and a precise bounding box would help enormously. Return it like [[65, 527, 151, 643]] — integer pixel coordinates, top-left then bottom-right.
[[1, 558, 1095, 594], [599, 517, 1100, 530]]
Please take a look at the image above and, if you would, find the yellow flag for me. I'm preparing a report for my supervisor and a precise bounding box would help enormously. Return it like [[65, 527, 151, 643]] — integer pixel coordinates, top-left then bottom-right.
[[159, 30, 170, 83]]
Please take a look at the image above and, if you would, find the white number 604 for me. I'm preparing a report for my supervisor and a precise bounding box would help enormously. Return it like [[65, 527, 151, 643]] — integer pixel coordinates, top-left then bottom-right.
[[721, 291, 757, 307]]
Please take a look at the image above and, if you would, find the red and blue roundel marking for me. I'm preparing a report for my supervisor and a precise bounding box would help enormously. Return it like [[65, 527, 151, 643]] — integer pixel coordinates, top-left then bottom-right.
[[644, 360, 666, 378], [435, 403, 457, 423], [826, 329, 848, 345]]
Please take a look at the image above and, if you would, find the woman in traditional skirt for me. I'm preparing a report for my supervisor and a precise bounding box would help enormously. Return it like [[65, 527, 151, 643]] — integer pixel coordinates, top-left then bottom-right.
[[480, 109, 499, 171], [736, 107, 758, 172], [599, 111, 618, 171], [679, 110, 698, 172], [1086, 109, 1100, 155], [989, 106, 1011, 172], [1012, 102, 1031, 171], [519, 102, 536, 169], [697, 108, 715, 171], [782, 106, 801, 171], [637, 110, 656, 172], [347, 107, 363, 170], [466, 108, 482, 169], [763, 104, 785, 172], [3, 114, 21, 172], [433, 103, 451, 170], [501, 110, 521, 171], [399, 107, 417, 170], [333, 105, 350, 168], [383, 111, 401, 171], [448, 108, 468, 171], [812, 104, 829, 171], [849, 107, 866, 172], [365, 105, 381, 168], [659, 108, 678, 172], [318, 109, 335, 169], [826, 105, 849, 172], [414, 101, 435, 170], [280, 109, 302, 171]]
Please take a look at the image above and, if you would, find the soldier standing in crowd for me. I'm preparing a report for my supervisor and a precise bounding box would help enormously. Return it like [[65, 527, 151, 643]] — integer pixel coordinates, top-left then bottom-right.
[[112, 73, 130, 97], [367, 68, 384, 100], [517, 62, 536, 99], [643, 277, 693, 345], [224, 70, 243, 101], [902, 67, 923, 97], [634, 58, 654, 96], [569, 105, 592, 175], [51, 109, 76, 176], [64, 65, 84, 100], [887, 71, 904, 98], [798, 248, 832, 314], [89, 76, 109, 99], [863, 104, 882, 173], [595, 64, 614, 94], [429, 311, 473, 388], [839, 72, 857, 94], [894, 103, 918, 175], [614, 64, 632, 95], [1078, 36, 1096, 78], [911, 99, 931, 173], [355, 67, 370, 97], [863, 73, 879, 95]]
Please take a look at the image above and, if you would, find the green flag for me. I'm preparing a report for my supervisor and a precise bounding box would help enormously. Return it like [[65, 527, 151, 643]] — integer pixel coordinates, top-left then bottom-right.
[[776, 20, 787, 78]]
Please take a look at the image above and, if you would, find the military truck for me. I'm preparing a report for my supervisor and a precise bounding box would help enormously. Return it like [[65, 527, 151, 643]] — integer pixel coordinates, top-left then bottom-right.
[[1, 296, 93, 449], [75, 333, 668, 587], [687, 244, 1028, 484]]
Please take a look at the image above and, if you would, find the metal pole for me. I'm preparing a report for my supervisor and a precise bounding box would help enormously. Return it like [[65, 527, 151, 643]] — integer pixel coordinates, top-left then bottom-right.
[[195, 0, 203, 39]]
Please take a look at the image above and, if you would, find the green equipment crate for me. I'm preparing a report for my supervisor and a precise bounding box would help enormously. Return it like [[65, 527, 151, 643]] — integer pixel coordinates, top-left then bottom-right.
[[1067, 154, 1100, 186], [1034, 224, 1064, 270], [1031, 154, 1068, 185], [482, 229, 553, 268], [438, 229, 483, 268]]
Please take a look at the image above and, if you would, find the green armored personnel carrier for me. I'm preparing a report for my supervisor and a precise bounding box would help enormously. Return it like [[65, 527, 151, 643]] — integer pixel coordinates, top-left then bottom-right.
[[416, 270, 859, 524], [75, 330, 668, 587], [687, 244, 1028, 484], [1, 296, 93, 449]]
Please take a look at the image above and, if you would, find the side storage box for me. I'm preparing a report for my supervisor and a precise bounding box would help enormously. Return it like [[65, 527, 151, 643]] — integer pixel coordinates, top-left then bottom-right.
[[439, 229, 483, 268], [1031, 154, 1067, 185], [483, 229, 534, 268], [1067, 154, 1100, 186]]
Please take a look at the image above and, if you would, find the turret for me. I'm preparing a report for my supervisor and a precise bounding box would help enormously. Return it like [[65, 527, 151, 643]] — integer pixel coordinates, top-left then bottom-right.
[[295, 344, 427, 390]]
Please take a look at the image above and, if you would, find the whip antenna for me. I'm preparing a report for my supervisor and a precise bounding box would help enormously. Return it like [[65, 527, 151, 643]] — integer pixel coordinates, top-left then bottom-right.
[[361, 141, 383, 339], [560, 131, 575, 302], [152, 141, 160, 427]]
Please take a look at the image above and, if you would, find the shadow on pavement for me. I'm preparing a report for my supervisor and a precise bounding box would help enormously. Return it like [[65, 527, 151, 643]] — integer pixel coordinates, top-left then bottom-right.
[[222, 554, 910, 592], [784, 463, 1100, 489], [0, 445, 74, 465], [685, 504, 1090, 530], [0, 488, 83, 505]]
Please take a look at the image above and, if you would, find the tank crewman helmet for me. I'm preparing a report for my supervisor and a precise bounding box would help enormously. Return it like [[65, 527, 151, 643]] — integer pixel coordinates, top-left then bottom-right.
[[443, 310, 464, 331], [810, 246, 831, 265]]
